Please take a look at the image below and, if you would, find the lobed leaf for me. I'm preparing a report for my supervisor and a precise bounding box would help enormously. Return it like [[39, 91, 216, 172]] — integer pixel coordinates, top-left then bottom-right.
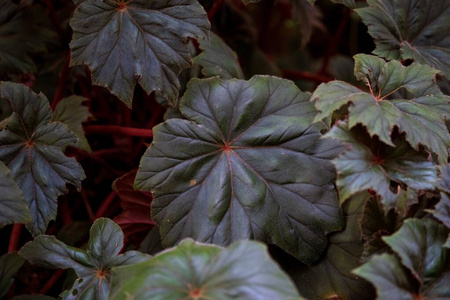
[[52, 96, 92, 152], [135, 75, 343, 264], [110, 239, 302, 300], [354, 218, 450, 299], [327, 121, 436, 211], [0, 252, 25, 299], [69, 0, 210, 107], [357, 0, 450, 77], [313, 54, 450, 164], [0, 160, 30, 228], [193, 31, 244, 79], [0, 82, 85, 236], [19, 218, 151, 300]]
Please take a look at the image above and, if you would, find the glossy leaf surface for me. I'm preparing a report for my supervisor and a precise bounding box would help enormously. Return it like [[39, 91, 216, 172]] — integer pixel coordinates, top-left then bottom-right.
[[327, 122, 436, 210], [357, 0, 450, 77], [52, 96, 92, 152], [70, 0, 210, 106], [0, 82, 85, 236], [0, 160, 30, 228], [354, 218, 450, 299], [135, 75, 343, 263], [19, 218, 150, 300], [313, 54, 450, 164], [110, 238, 302, 300], [274, 192, 374, 300]]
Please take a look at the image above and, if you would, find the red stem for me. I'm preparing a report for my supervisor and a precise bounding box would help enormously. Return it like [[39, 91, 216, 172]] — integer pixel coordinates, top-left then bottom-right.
[[51, 54, 71, 110], [282, 69, 333, 83], [208, 0, 225, 21], [81, 190, 96, 222], [95, 191, 118, 218], [39, 269, 66, 294], [319, 9, 352, 75], [8, 224, 23, 253], [85, 125, 153, 137]]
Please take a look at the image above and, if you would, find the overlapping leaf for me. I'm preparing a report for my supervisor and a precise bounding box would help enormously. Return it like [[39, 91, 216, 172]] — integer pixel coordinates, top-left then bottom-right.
[[113, 170, 155, 244], [273, 192, 374, 300], [0, 82, 85, 236], [69, 0, 210, 107], [135, 75, 343, 263], [313, 54, 450, 164], [0, 0, 55, 76], [193, 31, 244, 79], [357, 0, 450, 77], [19, 218, 151, 300], [354, 218, 450, 299], [0, 252, 25, 299], [431, 165, 450, 247], [110, 238, 302, 300], [327, 121, 436, 211], [52, 96, 92, 152], [0, 160, 30, 227]]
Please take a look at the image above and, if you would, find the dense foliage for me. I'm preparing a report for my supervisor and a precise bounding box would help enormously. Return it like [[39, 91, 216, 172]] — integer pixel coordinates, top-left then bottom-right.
[[0, 0, 449, 299]]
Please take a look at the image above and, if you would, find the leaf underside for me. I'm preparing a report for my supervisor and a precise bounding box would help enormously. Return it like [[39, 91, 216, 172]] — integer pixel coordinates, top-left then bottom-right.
[[135, 75, 343, 264], [0, 82, 85, 236], [69, 0, 210, 107]]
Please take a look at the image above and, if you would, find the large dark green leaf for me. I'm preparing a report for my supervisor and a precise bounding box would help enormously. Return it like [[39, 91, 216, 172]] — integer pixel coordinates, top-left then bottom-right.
[[110, 238, 302, 300], [357, 0, 450, 78], [0, 252, 25, 299], [193, 31, 244, 79], [272, 192, 374, 300], [69, 0, 210, 107], [0, 160, 30, 227], [19, 218, 150, 300], [135, 75, 343, 263], [354, 218, 450, 299], [313, 54, 450, 164], [327, 121, 436, 211], [0, 82, 85, 236], [52, 96, 92, 152], [0, 0, 55, 76]]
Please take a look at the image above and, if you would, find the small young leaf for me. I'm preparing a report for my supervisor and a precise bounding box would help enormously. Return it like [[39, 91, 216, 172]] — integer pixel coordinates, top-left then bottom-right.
[[19, 218, 151, 300], [357, 0, 450, 78], [193, 31, 244, 79], [69, 0, 210, 107], [313, 54, 450, 164], [355, 218, 450, 298], [0, 82, 85, 236], [0, 0, 55, 76], [0, 160, 30, 228], [0, 252, 25, 299], [327, 121, 436, 211], [52, 96, 92, 152], [135, 75, 343, 264], [110, 239, 302, 300]]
